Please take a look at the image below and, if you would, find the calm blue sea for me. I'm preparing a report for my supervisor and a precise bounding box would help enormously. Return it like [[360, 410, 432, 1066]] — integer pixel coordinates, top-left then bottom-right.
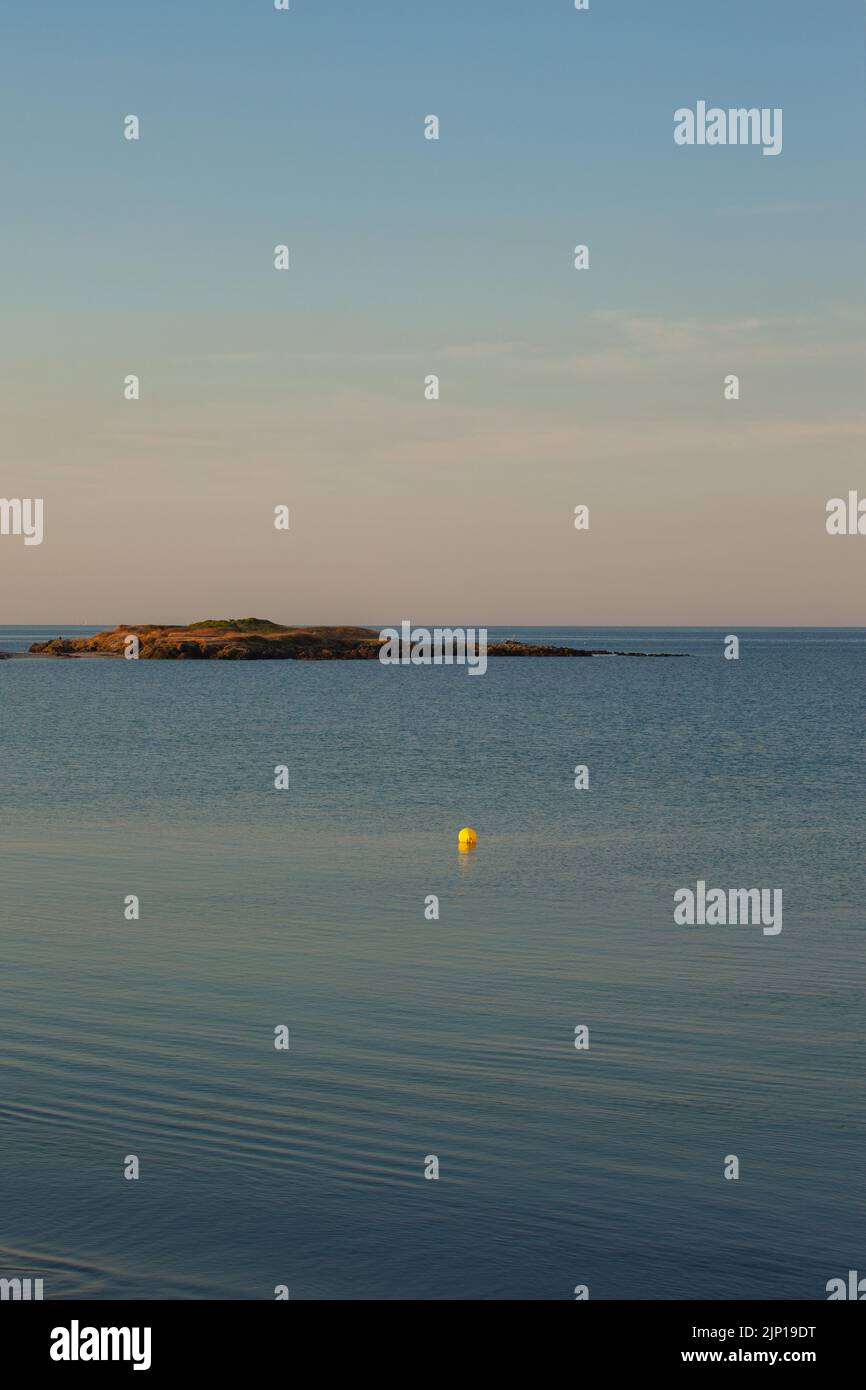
[[0, 626, 863, 1299]]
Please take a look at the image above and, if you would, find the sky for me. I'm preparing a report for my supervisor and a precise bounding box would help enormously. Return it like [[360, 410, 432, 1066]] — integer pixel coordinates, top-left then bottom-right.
[[2, 0, 865, 624]]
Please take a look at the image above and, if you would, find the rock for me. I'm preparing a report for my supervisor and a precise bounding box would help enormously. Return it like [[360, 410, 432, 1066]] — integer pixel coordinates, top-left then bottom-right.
[[27, 619, 685, 661]]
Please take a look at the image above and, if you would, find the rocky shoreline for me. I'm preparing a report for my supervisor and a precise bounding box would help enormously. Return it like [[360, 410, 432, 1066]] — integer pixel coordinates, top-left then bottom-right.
[[21, 619, 685, 661]]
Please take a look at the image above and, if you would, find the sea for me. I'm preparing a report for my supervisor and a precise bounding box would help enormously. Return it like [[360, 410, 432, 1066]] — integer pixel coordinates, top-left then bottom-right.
[[0, 625, 863, 1299]]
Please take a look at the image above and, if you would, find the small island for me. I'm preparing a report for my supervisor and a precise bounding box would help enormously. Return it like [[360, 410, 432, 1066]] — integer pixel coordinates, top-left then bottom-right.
[[25, 619, 683, 660]]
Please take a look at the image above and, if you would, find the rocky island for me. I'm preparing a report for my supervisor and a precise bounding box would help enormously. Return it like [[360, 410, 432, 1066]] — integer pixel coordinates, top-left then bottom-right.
[[26, 619, 683, 660]]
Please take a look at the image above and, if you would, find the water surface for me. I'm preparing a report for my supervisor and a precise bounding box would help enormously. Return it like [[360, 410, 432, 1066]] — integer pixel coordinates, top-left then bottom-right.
[[0, 627, 862, 1298]]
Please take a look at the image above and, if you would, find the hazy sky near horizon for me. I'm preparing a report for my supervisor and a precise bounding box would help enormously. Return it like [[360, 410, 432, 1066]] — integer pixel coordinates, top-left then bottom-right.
[[3, 0, 865, 625]]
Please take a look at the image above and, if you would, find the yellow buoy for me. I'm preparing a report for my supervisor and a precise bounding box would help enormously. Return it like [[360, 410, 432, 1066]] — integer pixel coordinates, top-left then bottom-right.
[[457, 826, 477, 850]]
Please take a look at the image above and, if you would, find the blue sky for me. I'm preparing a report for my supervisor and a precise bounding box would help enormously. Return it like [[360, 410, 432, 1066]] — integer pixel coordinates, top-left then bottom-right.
[[3, 1, 865, 622], [4, 0, 864, 323]]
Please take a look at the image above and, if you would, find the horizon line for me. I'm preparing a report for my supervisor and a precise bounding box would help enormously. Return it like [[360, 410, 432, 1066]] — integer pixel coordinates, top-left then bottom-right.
[[4, 621, 866, 633]]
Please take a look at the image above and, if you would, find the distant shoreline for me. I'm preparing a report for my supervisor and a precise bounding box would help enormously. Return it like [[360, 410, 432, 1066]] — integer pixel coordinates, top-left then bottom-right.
[[16, 619, 686, 661], [1, 651, 120, 660]]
